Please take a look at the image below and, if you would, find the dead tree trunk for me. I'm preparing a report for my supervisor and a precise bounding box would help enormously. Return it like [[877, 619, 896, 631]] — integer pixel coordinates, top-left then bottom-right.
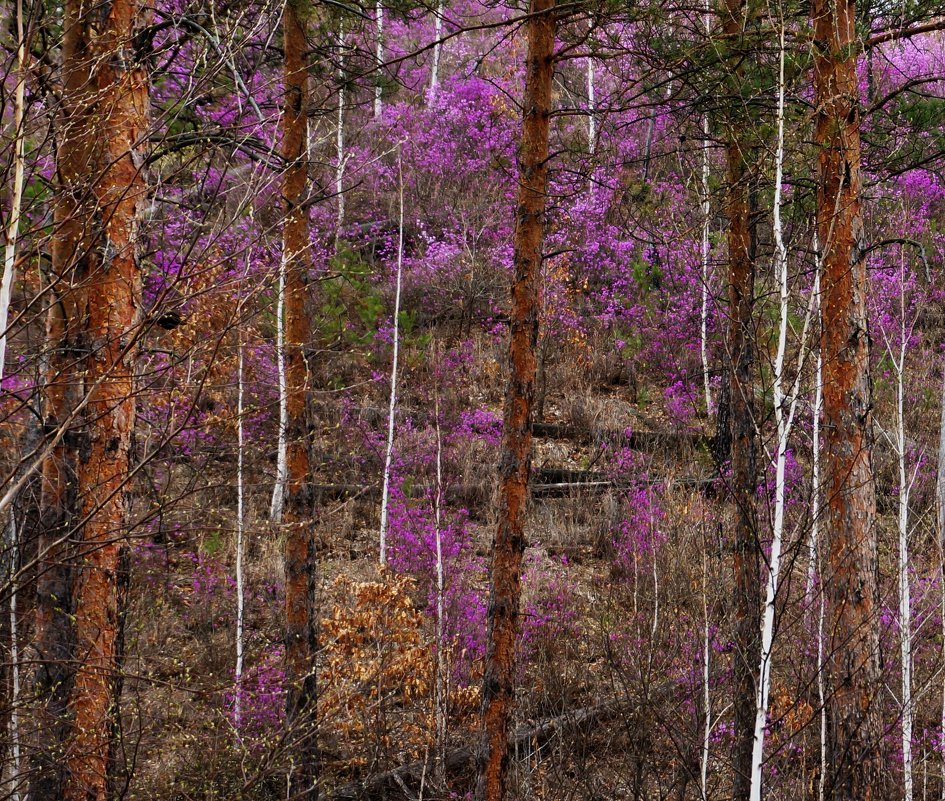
[[813, 0, 884, 797], [282, 2, 318, 797], [474, 2, 555, 800], [31, 0, 149, 797]]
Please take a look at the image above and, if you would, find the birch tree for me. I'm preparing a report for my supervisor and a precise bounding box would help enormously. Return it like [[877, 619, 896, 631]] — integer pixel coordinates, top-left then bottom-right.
[[894, 274, 915, 801], [586, 56, 596, 154], [699, 0, 712, 415], [749, 19, 817, 792], [270, 255, 287, 523], [430, 0, 445, 97], [433, 391, 447, 785], [375, 1, 385, 118], [700, 535, 711, 801], [379, 147, 405, 565], [336, 26, 347, 254], [809, 236, 827, 801], [0, 0, 26, 380], [938, 349, 945, 801], [1, 5, 27, 795], [235, 307, 246, 730], [878, 245, 921, 801]]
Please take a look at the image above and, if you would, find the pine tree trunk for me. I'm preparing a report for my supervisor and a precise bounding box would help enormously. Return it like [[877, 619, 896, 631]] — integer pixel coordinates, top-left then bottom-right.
[[30, 0, 149, 794], [474, 2, 555, 800], [64, 0, 149, 794], [31, 1, 103, 794], [282, 2, 318, 796], [722, 0, 760, 791], [31, 290, 78, 799], [813, 0, 884, 795]]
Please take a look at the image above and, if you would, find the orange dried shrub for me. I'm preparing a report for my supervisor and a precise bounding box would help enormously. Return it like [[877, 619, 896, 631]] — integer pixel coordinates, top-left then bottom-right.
[[767, 683, 814, 757], [320, 573, 435, 775]]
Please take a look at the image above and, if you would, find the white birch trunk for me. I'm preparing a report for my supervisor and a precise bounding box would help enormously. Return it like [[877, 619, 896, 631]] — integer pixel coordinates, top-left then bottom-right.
[[749, 27, 798, 797], [5, 510, 22, 801], [817, 529, 826, 801], [586, 56, 596, 154], [267, 49, 291, 524], [433, 392, 447, 784], [235, 328, 246, 729], [700, 541, 711, 801], [898, 354, 914, 801], [649, 524, 659, 674], [699, 116, 711, 414], [379, 148, 404, 564], [895, 253, 914, 801], [810, 232, 826, 801], [876, 245, 916, 801], [269, 249, 287, 522], [335, 28, 346, 254], [939, 351, 945, 801], [375, 1, 384, 119], [642, 84, 671, 183], [2, 8, 26, 797], [699, 0, 712, 415], [0, 0, 27, 379], [430, 0, 444, 98], [269, 45, 299, 525], [807, 262, 822, 604]]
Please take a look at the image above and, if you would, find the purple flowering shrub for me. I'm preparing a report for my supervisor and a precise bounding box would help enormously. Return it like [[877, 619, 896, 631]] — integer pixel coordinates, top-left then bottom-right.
[[225, 647, 286, 756]]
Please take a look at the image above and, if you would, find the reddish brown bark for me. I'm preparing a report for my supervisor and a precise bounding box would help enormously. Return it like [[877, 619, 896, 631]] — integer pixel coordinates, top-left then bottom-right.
[[33, 0, 147, 796], [31, 57, 86, 790], [61, 0, 148, 798], [727, 143, 759, 801], [813, 0, 884, 797], [474, 2, 555, 801], [720, 1, 760, 798], [281, 2, 318, 797]]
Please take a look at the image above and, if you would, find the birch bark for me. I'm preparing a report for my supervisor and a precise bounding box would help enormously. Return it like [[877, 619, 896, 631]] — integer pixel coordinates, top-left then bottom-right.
[[379, 149, 405, 565]]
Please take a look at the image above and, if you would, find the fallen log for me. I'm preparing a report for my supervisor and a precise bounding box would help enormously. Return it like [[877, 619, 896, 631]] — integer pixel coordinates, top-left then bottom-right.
[[326, 698, 625, 800], [532, 422, 708, 452], [311, 471, 719, 503]]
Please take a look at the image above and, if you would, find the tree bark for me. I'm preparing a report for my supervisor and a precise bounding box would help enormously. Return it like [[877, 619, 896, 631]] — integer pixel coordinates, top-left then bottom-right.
[[282, 2, 319, 797], [378, 152, 404, 565], [474, 2, 555, 800], [65, 0, 149, 794], [721, 0, 760, 793], [30, 0, 149, 796], [813, 0, 884, 795], [938, 354, 945, 801]]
